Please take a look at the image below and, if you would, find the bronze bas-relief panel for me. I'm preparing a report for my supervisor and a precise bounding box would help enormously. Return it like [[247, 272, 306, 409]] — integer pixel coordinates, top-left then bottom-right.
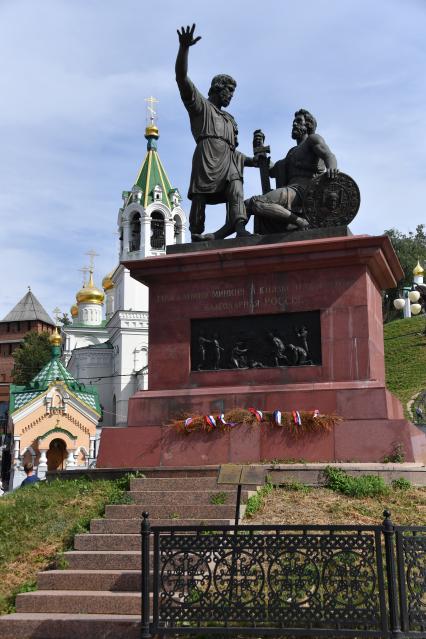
[[191, 311, 321, 372]]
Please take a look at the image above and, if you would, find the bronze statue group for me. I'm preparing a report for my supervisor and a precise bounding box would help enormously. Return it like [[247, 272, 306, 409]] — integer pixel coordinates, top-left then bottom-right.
[[176, 24, 351, 243]]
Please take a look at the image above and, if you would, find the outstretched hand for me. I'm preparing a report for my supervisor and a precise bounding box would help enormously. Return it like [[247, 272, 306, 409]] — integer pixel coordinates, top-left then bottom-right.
[[177, 24, 201, 48]]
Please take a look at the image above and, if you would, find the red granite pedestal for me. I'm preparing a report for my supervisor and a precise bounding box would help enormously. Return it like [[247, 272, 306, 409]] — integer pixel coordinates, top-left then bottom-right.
[[97, 234, 426, 467]]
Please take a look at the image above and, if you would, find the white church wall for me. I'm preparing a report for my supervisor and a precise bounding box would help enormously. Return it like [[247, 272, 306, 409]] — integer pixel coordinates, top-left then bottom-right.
[[64, 120, 186, 429], [67, 350, 113, 424], [112, 266, 149, 313], [63, 329, 109, 366], [108, 311, 148, 425]]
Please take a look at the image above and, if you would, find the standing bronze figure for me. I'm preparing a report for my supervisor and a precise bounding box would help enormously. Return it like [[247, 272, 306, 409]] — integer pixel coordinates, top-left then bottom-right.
[[175, 24, 254, 241]]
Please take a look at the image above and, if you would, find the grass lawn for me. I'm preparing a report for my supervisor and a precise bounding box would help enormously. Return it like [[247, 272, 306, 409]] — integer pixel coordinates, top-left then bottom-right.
[[384, 314, 426, 416], [246, 484, 426, 527], [0, 477, 129, 615]]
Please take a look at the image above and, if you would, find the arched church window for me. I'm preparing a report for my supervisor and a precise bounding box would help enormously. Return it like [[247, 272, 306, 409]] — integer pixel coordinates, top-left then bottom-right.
[[153, 185, 162, 202], [150, 211, 165, 249], [171, 190, 181, 207], [119, 227, 123, 254], [173, 214, 183, 244], [129, 212, 141, 252]]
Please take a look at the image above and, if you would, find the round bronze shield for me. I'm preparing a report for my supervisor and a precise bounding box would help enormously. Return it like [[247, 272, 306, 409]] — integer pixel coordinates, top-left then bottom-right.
[[302, 172, 360, 228]]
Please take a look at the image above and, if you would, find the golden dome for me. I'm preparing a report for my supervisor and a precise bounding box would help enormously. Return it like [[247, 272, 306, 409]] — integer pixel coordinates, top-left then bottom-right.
[[413, 260, 424, 276], [76, 272, 105, 305], [70, 304, 78, 318], [102, 271, 114, 291], [49, 326, 62, 347], [145, 124, 159, 138]]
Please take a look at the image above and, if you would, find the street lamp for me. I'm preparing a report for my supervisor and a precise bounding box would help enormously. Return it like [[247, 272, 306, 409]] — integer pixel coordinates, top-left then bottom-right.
[[393, 287, 421, 317]]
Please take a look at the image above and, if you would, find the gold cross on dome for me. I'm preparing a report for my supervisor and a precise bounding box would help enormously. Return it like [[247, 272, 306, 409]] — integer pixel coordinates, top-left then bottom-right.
[[86, 249, 99, 272], [145, 96, 159, 126], [78, 266, 90, 286]]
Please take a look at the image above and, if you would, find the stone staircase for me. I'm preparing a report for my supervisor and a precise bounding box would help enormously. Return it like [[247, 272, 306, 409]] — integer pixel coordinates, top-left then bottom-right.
[[0, 473, 252, 639]]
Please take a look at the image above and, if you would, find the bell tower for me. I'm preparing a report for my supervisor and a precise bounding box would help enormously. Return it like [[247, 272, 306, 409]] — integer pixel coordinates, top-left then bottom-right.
[[119, 97, 186, 261]]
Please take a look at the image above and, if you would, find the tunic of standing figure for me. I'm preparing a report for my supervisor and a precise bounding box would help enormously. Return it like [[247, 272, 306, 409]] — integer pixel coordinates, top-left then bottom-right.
[[177, 78, 246, 203]]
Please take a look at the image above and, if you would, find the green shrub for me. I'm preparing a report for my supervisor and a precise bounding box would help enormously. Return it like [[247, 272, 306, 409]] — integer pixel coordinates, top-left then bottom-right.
[[391, 477, 412, 491], [280, 480, 311, 494], [324, 467, 389, 498], [383, 443, 406, 464], [210, 492, 228, 505], [244, 482, 274, 518]]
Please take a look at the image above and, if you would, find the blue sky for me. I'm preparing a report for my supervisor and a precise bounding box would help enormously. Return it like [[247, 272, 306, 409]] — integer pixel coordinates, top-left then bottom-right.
[[0, 0, 425, 319]]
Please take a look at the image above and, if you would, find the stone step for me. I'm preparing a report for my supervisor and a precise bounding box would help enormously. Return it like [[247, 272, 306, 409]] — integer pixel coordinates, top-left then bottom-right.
[[130, 476, 220, 490], [15, 590, 141, 615], [74, 533, 141, 551], [104, 503, 241, 519], [37, 570, 141, 592], [128, 489, 248, 505], [0, 614, 141, 639], [65, 550, 142, 570], [90, 517, 232, 533], [0, 473, 251, 639]]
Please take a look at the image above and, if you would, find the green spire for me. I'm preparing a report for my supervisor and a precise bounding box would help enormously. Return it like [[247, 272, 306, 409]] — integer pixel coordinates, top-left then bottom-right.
[[133, 125, 176, 210]]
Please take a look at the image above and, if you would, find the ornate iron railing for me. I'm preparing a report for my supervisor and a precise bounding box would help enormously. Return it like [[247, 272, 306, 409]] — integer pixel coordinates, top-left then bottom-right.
[[395, 527, 426, 635], [141, 512, 425, 638]]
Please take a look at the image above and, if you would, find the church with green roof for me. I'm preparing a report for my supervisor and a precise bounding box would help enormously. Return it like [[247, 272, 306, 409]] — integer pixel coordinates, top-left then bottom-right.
[[8, 328, 101, 488], [62, 99, 186, 428], [119, 100, 186, 260]]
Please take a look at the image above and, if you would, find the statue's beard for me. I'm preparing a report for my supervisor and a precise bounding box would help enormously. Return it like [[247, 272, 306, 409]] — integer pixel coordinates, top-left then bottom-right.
[[292, 125, 306, 140]]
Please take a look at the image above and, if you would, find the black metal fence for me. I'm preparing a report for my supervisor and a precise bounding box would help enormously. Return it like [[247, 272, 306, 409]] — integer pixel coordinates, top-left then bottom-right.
[[141, 511, 425, 638]]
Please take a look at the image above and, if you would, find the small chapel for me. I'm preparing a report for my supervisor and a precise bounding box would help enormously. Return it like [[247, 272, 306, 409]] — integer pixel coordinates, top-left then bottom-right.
[[8, 327, 101, 488], [62, 100, 186, 426]]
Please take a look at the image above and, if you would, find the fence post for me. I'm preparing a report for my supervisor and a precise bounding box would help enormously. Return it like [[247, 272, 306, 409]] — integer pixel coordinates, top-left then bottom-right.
[[141, 511, 151, 639], [383, 510, 401, 637]]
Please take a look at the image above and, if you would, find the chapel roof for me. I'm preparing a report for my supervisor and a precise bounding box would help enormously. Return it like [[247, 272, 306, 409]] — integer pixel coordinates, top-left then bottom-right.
[[9, 341, 101, 416]]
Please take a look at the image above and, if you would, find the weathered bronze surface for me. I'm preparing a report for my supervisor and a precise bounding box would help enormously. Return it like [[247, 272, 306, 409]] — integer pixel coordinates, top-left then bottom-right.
[[247, 110, 340, 235], [302, 172, 360, 227], [166, 225, 352, 254], [191, 311, 321, 371], [175, 24, 254, 242], [176, 26, 360, 241]]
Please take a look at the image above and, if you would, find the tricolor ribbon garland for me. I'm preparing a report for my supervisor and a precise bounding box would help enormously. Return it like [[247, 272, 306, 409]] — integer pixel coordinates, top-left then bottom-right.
[[204, 415, 216, 428], [248, 407, 263, 422], [180, 408, 326, 433], [217, 414, 238, 427], [292, 410, 302, 426], [193, 408, 322, 427], [273, 410, 282, 425]]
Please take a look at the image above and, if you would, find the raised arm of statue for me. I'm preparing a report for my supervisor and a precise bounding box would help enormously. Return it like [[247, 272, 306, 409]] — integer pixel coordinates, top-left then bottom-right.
[[175, 24, 201, 101]]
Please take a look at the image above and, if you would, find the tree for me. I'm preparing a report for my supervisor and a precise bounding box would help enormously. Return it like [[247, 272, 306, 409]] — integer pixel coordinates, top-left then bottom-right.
[[12, 331, 52, 386], [383, 224, 426, 322], [59, 313, 71, 326]]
